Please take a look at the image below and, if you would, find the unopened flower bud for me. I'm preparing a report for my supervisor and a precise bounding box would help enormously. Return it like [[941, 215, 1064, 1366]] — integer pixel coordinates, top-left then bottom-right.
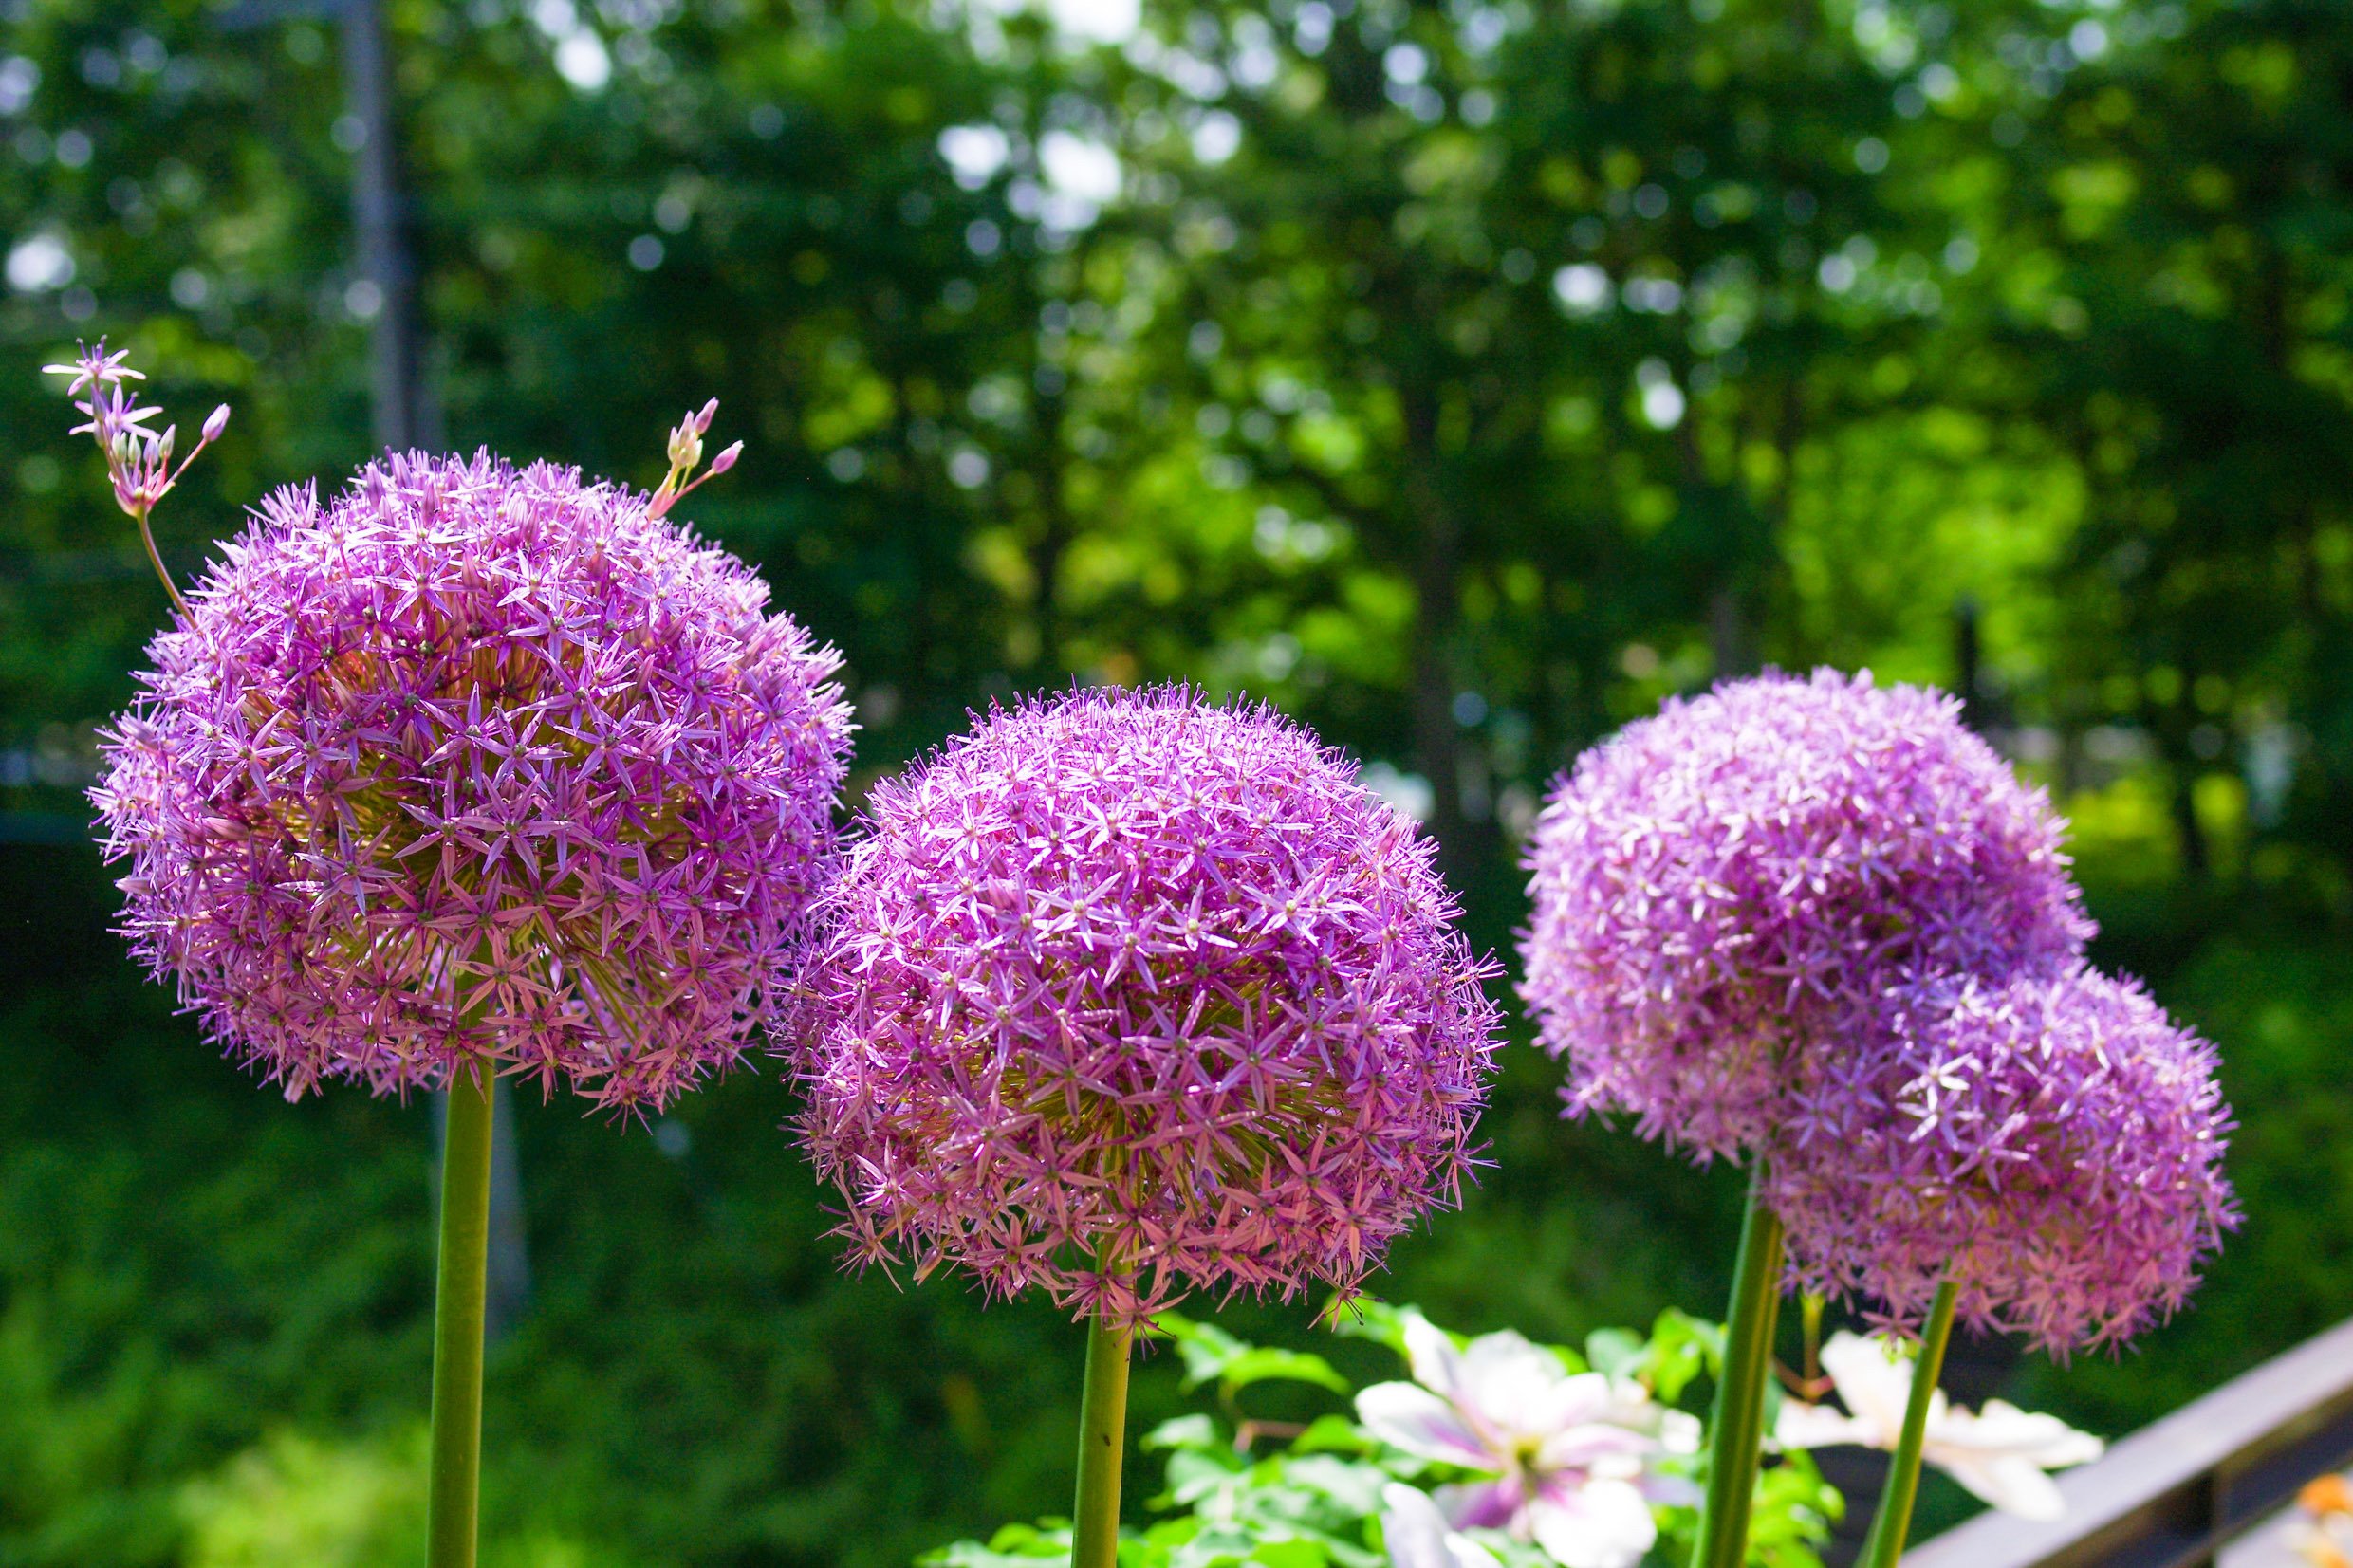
[[203, 404, 231, 443], [157, 425, 176, 465], [693, 397, 719, 434], [709, 441, 742, 477]]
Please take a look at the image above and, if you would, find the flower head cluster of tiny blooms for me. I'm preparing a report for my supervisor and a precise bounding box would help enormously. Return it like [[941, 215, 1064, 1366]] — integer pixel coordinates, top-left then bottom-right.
[[51, 342, 851, 1568], [1521, 668, 2233, 1351], [89, 434, 852, 1113], [1520, 668, 2092, 1161], [791, 685, 1504, 1328], [1769, 965, 2236, 1354]]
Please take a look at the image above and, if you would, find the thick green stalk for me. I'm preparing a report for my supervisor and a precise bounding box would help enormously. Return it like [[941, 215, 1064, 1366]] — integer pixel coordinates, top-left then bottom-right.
[[428, 1063, 496, 1568], [1859, 1282, 1960, 1568], [1070, 1314, 1135, 1568], [1691, 1167, 1787, 1568]]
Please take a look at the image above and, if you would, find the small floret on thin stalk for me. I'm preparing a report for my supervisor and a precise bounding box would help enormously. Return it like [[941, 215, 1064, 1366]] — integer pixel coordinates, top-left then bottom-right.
[[45, 338, 232, 615]]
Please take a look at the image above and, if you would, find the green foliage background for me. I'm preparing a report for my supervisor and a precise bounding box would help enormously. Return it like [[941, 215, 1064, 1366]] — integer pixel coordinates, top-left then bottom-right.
[[4, 0, 2352, 1561]]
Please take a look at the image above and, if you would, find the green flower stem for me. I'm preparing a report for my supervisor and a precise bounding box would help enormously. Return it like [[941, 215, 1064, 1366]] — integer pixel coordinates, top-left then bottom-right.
[[1859, 1282, 1961, 1568], [428, 1063, 496, 1568], [1692, 1165, 1787, 1568], [130, 504, 190, 617], [1071, 1313, 1135, 1568]]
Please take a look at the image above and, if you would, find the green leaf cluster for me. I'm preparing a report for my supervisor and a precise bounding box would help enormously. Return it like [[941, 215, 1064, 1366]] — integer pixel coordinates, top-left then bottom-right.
[[923, 1306, 1835, 1568]]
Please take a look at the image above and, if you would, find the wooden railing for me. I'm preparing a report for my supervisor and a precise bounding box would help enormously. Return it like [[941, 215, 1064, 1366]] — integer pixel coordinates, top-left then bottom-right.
[[1905, 1316, 2353, 1568]]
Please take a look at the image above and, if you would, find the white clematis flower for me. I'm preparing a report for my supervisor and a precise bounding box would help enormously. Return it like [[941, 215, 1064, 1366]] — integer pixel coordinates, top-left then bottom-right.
[[1775, 1330, 2104, 1522], [1380, 1484, 1505, 1568], [1355, 1315, 1700, 1568]]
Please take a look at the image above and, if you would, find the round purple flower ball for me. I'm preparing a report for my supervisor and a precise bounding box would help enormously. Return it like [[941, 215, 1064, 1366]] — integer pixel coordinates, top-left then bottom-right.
[[1518, 668, 2092, 1159], [1768, 965, 2237, 1354], [93, 451, 853, 1112], [791, 685, 1503, 1327]]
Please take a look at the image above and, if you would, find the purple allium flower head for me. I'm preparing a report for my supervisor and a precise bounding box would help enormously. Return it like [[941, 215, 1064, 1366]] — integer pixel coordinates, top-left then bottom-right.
[[1768, 965, 2237, 1355], [791, 685, 1503, 1328], [92, 451, 853, 1113], [1518, 669, 2092, 1159]]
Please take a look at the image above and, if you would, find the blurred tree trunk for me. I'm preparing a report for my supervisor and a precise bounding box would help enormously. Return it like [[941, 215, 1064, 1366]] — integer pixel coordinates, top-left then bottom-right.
[[2144, 692, 2212, 883], [1709, 588, 1753, 681], [1027, 381, 1073, 676], [1402, 379, 1476, 874], [1678, 391, 1764, 681]]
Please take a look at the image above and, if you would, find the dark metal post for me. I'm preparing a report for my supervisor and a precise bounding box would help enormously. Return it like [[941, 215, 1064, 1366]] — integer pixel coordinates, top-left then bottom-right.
[[433, 1079, 529, 1342]]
